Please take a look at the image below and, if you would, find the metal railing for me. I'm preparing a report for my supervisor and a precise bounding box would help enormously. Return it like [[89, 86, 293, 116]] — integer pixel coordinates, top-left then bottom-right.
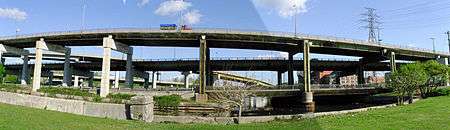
[[1, 27, 448, 56]]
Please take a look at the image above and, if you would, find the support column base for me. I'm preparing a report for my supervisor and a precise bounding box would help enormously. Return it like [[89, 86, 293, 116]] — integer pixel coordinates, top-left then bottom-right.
[[302, 92, 315, 113], [195, 93, 208, 103], [303, 102, 315, 113]]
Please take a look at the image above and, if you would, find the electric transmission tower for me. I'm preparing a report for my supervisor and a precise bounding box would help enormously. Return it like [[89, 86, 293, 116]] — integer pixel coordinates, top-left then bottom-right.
[[361, 7, 382, 43]]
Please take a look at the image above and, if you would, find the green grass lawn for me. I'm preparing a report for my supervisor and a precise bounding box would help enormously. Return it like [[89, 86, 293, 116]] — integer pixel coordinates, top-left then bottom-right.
[[0, 96, 449, 130]]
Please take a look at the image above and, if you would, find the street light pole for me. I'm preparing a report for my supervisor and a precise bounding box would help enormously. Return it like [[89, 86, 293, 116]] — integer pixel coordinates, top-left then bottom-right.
[[430, 37, 436, 53]]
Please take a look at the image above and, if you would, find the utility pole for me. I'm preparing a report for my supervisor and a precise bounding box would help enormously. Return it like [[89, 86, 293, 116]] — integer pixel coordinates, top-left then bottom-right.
[[361, 7, 381, 43], [430, 38, 436, 53], [446, 31, 450, 53], [81, 0, 87, 31], [293, 3, 298, 37]]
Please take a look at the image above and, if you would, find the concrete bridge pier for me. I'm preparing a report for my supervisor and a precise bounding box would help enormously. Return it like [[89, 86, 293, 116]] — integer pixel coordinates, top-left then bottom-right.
[[125, 47, 134, 89], [62, 48, 72, 87], [288, 53, 295, 85], [20, 54, 29, 85], [48, 71, 54, 85], [114, 71, 120, 89], [277, 71, 283, 85], [0, 44, 30, 85], [182, 71, 192, 89], [152, 71, 157, 89], [32, 39, 68, 92], [88, 72, 94, 88], [302, 40, 315, 113], [196, 35, 208, 102], [389, 52, 396, 72], [100, 35, 131, 97], [74, 76, 80, 87], [357, 60, 366, 85]]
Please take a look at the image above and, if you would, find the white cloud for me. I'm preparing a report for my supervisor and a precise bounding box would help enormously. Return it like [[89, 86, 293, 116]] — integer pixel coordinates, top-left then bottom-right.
[[0, 8, 27, 21], [154, 0, 191, 16], [183, 10, 202, 25], [137, 0, 150, 7], [252, 0, 308, 18]]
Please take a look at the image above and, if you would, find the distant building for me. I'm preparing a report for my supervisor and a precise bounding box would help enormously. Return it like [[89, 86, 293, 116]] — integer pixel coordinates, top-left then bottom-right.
[[367, 76, 385, 84], [339, 75, 358, 86]]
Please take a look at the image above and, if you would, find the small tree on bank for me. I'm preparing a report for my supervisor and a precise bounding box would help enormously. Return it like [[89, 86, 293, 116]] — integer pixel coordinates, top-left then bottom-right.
[[208, 82, 255, 123], [388, 63, 428, 105], [421, 60, 450, 98]]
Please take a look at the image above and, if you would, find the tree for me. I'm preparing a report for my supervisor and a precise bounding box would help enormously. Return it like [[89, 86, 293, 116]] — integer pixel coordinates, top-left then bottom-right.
[[208, 82, 255, 124], [421, 60, 450, 98], [0, 65, 6, 84], [388, 63, 428, 105]]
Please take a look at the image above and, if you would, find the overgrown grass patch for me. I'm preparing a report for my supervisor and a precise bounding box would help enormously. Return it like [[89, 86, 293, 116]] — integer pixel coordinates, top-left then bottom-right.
[[0, 84, 29, 93], [106, 93, 136, 104], [154, 95, 182, 113]]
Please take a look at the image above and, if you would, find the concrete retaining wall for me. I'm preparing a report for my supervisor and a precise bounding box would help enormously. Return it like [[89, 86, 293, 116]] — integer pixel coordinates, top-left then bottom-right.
[[0, 91, 153, 122], [154, 104, 398, 124]]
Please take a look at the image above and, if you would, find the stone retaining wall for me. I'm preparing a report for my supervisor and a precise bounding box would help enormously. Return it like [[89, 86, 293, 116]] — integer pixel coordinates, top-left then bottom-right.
[[154, 103, 399, 124], [0, 91, 153, 122]]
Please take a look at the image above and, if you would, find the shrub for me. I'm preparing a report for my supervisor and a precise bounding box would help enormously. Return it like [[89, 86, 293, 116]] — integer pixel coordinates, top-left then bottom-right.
[[4, 75, 18, 84], [428, 88, 450, 97], [154, 95, 182, 112]]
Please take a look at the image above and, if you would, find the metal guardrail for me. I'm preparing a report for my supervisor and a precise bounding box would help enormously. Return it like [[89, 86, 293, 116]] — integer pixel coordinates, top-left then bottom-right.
[[1, 28, 448, 56], [133, 57, 360, 62]]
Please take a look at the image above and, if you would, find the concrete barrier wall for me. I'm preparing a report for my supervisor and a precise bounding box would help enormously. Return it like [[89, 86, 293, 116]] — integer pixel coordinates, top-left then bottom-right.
[[0, 91, 152, 121]]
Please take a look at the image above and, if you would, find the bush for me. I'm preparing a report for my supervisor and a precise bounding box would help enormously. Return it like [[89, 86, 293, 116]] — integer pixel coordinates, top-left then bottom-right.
[[4, 75, 18, 84], [154, 95, 182, 112], [428, 88, 450, 97]]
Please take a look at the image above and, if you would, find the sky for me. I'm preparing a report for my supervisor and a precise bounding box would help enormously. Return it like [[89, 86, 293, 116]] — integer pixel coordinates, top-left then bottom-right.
[[1, 0, 450, 84]]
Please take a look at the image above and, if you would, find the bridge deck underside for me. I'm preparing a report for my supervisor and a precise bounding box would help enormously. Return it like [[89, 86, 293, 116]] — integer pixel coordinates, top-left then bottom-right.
[[5, 60, 400, 72], [0, 31, 444, 61]]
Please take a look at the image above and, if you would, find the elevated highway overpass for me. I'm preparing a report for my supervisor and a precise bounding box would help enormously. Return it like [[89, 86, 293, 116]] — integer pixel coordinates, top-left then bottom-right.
[[1, 28, 449, 112]]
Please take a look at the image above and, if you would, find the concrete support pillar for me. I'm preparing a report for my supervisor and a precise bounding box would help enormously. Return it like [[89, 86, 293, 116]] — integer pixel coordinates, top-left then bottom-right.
[[125, 47, 134, 89], [114, 71, 120, 89], [183, 71, 192, 89], [63, 48, 72, 87], [357, 65, 365, 85], [302, 40, 314, 113], [0, 52, 3, 65], [88, 72, 94, 88], [196, 35, 208, 102], [390, 52, 396, 72], [20, 54, 29, 85], [205, 47, 213, 87], [152, 71, 157, 89], [288, 53, 294, 85], [277, 71, 283, 85], [48, 71, 54, 85], [32, 39, 45, 92], [143, 75, 150, 90], [74, 76, 80, 87], [100, 37, 113, 97]]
